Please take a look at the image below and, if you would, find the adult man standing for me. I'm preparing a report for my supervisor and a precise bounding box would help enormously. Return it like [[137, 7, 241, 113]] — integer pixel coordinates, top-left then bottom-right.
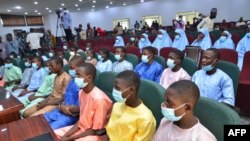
[[0, 36, 7, 59], [26, 28, 43, 53], [6, 33, 20, 55], [61, 8, 72, 41]]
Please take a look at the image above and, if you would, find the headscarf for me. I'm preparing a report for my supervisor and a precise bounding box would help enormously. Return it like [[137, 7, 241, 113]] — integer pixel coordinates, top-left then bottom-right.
[[114, 36, 125, 47], [236, 32, 250, 70], [172, 29, 189, 51], [213, 30, 235, 49], [138, 33, 152, 49], [191, 28, 212, 50], [152, 29, 172, 51]]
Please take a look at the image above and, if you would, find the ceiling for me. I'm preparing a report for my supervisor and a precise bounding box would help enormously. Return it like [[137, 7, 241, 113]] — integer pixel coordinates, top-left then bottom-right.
[[0, 0, 155, 16]]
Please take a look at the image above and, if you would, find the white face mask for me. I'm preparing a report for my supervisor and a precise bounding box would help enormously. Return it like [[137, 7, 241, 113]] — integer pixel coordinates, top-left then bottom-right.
[[70, 51, 75, 56], [158, 34, 163, 39], [161, 103, 186, 122], [112, 87, 130, 103]]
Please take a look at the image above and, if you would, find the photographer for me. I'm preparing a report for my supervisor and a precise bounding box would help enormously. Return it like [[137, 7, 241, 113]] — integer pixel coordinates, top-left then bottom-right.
[[61, 8, 73, 42], [75, 24, 86, 40]]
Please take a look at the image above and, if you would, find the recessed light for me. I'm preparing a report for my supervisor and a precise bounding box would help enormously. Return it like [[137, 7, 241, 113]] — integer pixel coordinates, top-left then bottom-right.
[[7, 10, 11, 12], [38, 13, 41, 15], [110, 2, 113, 4], [59, 8, 63, 10], [34, 10, 38, 13], [93, 0, 96, 3], [75, 4, 78, 7], [79, 0, 82, 2], [61, 3, 65, 6], [34, 1, 38, 5], [141, 0, 144, 2], [15, 6, 22, 9], [77, 8, 80, 11], [46, 7, 49, 10], [49, 10, 52, 12], [92, 5, 95, 8], [123, 3, 126, 6], [24, 12, 28, 15], [106, 5, 109, 9]]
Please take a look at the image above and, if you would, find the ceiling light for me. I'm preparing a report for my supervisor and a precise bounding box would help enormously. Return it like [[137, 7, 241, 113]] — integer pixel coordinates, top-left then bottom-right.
[[92, 5, 95, 8], [61, 3, 65, 6], [106, 6, 109, 9], [46, 7, 49, 10], [38, 13, 41, 15], [79, 0, 82, 2], [93, 0, 96, 3], [110, 2, 113, 4], [77, 8, 80, 11], [59, 8, 63, 10], [123, 3, 126, 6], [24, 12, 28, 15], [15, 6, 22, 9], [34, 10, 38, 13], [141, 0, 144, 2], [75, 4, 78, 7], [34, 1, 38, 5], [7, 10, 11, 12], [49, 10, 52, 12]]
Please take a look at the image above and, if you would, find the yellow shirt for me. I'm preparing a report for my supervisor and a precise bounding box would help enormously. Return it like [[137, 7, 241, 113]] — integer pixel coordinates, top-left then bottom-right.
[[106, 102, 156, 141]]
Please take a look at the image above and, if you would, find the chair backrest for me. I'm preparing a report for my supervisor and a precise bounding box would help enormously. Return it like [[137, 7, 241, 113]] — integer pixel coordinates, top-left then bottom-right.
[[125, 53, 139, 68], [63, 64, 69, 73], [94, 70, 100, 86], [194, 97, 241, 141], [180, 57, 197, 76], [159, 47, 177, 60], [154, 55, 166, 68], [240, 51, 250, 81], [97, 71, 118, 102], [77, 52, 87, 60], [109, 53, 116, 63], [138, 79, 165, 128], [218, 48, 238, 65], [126, 47, 141, 59], [64, 51, 70, 61], [216, 61, 240, 96], [185, 46, 203, 68]]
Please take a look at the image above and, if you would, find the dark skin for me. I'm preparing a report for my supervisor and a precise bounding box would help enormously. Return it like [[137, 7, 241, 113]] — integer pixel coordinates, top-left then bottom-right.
[[196, 32, 205, 41], [115, 48, 125, 62], [70, 48, 77, 56], [86, 50, 94, 60], [36, 60, 65, 110], [18, 58, 42, 97], [201, 50, 218, 75], [168, 52, 181, 72], [163, 88, 198, 129], [4, 60, 21, 87], [61, 67, 95, 141], [142, 49, 154, 65], [99, 51, 108, 62]]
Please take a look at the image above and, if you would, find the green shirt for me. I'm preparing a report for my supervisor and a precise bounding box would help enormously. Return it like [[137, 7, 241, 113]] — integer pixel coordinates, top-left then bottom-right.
[[4, 66, 22, 90], [35, 73, 56, 97]]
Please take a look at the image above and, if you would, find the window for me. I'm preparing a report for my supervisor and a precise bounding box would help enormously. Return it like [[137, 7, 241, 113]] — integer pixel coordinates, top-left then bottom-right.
[[176, 11, 199, 24], [26, 16, 43, 26], [142, 15, 162, 27], [0, 15, 26, 26], [113, 18, 130, 29]]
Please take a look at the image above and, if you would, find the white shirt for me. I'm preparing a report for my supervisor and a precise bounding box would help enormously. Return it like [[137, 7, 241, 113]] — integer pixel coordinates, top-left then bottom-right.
[[96, 60, 113, 73], [197, 17, 214, 31], [112, 60, 133, 73], [26, 33, 43, 50]]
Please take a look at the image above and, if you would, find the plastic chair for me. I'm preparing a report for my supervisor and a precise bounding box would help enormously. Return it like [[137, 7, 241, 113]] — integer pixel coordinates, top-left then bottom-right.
[[125, 53, 139, 68], [126, 47, 141, 59], [154, 55, 166, 68], [180, 57, 197, 76], [63, 64, 69, 73], [218, 48, 238, 64], [160, 47, 178, 60]]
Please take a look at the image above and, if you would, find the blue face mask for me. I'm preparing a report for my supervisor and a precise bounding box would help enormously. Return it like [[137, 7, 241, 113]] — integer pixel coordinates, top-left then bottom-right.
[[98, 54, 104, 61], [161, 103, 186, 122], [166, 59, 176, 69], [32, 63, 38, 69], [141, 55, 149, 63], [49, 53, 54, 57], [44, 67, 51, 73], [115, 39, 120, 44], [158, 34, 163, 39], [112, 87, 130, 103], [220, 36, 227, 42], [25, 62, 31, 67], [130, 37, 135, 42], [246, 33, 250, 38], [4, 63, 13, 69], [69, 69, 76, 77], [140, 38, 146, 42], [114, 54, 121, 61], [74, 77, 88, 88], [202, 65, 214, 72], [36, 52, 40, 56], [175, 35, 180, 40]]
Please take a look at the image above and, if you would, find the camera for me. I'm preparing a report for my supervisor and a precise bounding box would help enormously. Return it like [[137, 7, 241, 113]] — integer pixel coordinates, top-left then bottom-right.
[[55, 9, 61, 17]]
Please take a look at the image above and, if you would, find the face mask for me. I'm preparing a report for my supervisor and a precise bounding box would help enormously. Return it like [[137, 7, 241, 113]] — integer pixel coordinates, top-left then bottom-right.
[[86, 47, 90, 51], [167, 59, 176, 69], [44, 67, 51, 73], [140, 38, 146, 42], [141, 55, 149, 63], [161, 103, 186, 122], [63, 46, 67, 50], [74, 77, 88, 88], [246, 33, 250, 38], [220, 36, 227, 42], [36, 52, 40, 56], [70, 51, 75, 56], [130, 37, 135, 41], [175, 35, 180, 40], [69, 69, 76, 77], [4, 63, 13, 69], [112, 87, 130, 103], [87, 56, 92, 60], [98, 54, 104, 61], [9, 55, 14, 59], [25, 62, 31, 67], [115, 39, 120, 44], [17, 56, 21, 59], [158, 34, 163, 39], [49, 53, 54, 57], [114, 54, 121, 61], [32, 63, 38, 69]]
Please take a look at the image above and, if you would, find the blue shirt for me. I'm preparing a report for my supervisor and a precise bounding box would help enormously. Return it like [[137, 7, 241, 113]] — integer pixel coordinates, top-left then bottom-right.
[[236, 33, 250, 70], [134, 61, 163, 83], [213, 31, 235, 50], [44, 80, 80, 129], [27, 68, 47, 91], [152, 29, 172, 52], [6, 39, 20, 54], [61, 13, 72, 29], [192, 69, 235, 106], [191, 28, 212, 50]]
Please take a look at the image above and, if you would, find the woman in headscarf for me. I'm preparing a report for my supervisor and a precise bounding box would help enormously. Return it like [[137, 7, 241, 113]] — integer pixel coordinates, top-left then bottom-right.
[[236, 29, 250, 70], [191, 28, 212, 50], [172, 29, 189, 51], [114, 36, 125, 47], [138, 33, 152, 49], [126, 35, 139, 48], [152, 29, 172, 52], [213, 30, 235, 49]]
